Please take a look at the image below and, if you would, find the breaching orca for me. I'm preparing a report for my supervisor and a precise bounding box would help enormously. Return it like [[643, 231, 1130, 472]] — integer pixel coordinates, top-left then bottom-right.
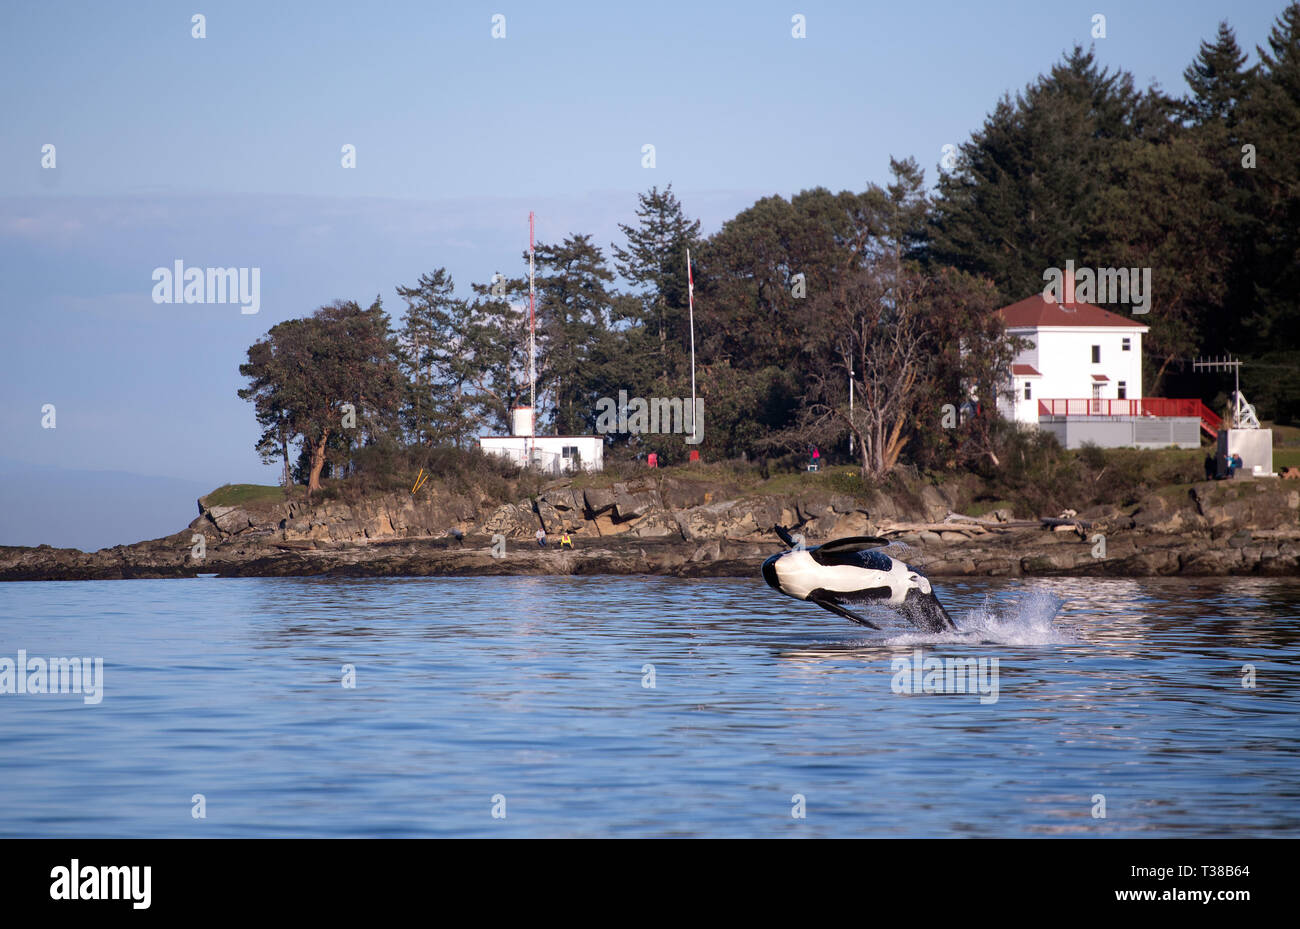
[[761, 526, 956, 633]]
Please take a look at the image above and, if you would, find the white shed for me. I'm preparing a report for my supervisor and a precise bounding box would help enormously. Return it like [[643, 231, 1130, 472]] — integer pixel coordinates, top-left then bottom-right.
[[479, 407, 604, 474]]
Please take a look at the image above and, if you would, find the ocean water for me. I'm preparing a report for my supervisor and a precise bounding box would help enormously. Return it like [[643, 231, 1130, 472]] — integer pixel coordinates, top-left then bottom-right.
[[0, 575, 1296, 837]]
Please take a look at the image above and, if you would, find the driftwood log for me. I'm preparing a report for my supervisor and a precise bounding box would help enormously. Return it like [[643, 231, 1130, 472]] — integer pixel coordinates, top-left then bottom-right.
[[872, 511, 1094, 540]]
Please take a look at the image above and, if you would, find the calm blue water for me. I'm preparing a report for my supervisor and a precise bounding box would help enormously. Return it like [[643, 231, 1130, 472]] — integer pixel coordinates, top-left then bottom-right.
[[0, 575, 1296, 837]]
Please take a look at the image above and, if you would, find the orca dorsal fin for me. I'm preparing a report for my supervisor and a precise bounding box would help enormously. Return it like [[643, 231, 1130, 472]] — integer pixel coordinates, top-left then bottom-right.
[[813, 536, 892, 553]]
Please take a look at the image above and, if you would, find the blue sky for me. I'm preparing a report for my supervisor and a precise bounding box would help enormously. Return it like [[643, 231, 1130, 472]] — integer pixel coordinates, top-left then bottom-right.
[[0, 0, 1287, 548]]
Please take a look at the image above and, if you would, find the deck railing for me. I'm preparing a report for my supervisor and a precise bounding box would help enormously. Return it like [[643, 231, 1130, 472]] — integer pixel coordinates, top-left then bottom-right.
[[1038, 398, 1222, 436]]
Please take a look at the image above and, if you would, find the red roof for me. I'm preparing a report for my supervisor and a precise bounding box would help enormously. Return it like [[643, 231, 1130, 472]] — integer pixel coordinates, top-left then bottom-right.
[[1091, 373, 1109, 382], [997, 294, 1148, 330], [1011, 364, 1042, 376]]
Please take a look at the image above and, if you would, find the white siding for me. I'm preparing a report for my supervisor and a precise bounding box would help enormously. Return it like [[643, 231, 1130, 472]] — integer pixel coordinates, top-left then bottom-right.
[[1006, 325, 1145, 411], [479, 435, 604, 473]]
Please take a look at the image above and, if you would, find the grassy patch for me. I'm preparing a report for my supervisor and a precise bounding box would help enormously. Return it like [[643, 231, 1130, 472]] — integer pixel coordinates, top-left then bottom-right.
[[1265, 421, 1300, 445], [202, 483, 286, 507], [1274, 448, 1300, 469]]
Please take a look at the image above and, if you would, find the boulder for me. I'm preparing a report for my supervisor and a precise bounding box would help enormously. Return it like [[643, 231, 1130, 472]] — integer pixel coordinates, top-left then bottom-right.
[[612, 489, 659, 520], [829, 495, 862, 514], [689, 539, 722, 562], [673, 500, 736, 541], [830, 512, 876, 536], [919, 485, 951, 522], [207, 506, 253, 535], [583, 487, 617, 516], [630, 512, 680, 539], [540, 488, 580, 512]]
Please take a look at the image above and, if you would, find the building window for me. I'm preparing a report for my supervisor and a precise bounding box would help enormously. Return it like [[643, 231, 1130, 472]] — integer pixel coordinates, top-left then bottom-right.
[[1117, 381, 1127, 399], [1091, 345, 1101, 363], [1122, 337, 1131, 351], [1024, 382, 1032, 400], [562, 446, 578, 458]]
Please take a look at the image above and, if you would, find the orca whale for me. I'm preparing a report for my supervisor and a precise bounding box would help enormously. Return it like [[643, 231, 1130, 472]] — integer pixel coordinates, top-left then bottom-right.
[[761, 526, 956, 633]]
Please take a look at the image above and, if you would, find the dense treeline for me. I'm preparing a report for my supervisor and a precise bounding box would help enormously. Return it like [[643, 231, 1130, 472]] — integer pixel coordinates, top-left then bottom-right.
[[241, 6, 1300, 492]]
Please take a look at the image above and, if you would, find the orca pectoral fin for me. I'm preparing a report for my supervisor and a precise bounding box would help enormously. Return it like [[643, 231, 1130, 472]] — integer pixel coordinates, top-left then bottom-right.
[[900, 588, 958, 633], [808, 592, 881, 630], [774, 525, 798, 548]]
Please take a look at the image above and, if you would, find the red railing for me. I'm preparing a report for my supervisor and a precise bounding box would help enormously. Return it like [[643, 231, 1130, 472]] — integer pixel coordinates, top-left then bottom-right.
[[1038, 398, 1222, 436]]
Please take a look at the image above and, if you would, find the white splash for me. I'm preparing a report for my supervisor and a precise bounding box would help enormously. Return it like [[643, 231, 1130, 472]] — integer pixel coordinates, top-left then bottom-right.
[[883, 589, 1076, 647]]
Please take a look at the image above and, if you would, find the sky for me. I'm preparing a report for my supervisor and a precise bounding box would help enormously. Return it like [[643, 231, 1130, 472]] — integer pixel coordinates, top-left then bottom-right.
[[0, 0, 1288, 549]]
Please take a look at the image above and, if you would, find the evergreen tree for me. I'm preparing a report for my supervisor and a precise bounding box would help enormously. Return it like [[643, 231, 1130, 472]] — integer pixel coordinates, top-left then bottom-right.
[[1183, 21, 1254, 126], [239, 299, 403, 495], [1236, 2, 1300, 370], [533, 234, 617, 435], [469, 267, 533, 435], [611, 184, 702, 391], [395, 268, 493, 447], [928, 46, 1175, 301]]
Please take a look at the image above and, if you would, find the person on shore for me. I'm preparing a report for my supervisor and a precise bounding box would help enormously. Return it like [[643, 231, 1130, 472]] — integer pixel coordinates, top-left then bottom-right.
[[560, 530, 573, 549], [448, 528, 464, 547], [536, 527, 547, 547]]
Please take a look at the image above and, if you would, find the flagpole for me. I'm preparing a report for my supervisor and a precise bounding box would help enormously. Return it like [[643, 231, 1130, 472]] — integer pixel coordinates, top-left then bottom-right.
[[529, 211, 536, 466], [687, 248, 696, 438]]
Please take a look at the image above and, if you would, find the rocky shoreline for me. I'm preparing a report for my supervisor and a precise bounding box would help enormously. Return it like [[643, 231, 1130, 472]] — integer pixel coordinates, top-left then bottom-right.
[[3, 475, 1298, 582]]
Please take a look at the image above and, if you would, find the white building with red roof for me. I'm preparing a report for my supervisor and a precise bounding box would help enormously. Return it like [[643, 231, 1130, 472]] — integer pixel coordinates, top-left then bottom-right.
[[997, 294, 1148, 422], [994, 285, 1219, 448]]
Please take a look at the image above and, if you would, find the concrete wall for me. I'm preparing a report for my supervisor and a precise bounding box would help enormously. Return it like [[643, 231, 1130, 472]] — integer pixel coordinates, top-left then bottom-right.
[[1038, 416, 1201, 449]]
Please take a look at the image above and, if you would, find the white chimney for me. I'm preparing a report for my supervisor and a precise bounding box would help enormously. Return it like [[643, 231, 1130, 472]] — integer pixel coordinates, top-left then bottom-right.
[[512, 407, 534, 437]]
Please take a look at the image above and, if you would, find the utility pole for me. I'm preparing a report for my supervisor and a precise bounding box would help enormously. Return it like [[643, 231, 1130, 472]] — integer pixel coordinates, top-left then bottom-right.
[[849, 368, 855, 455], [687, 248, 697, 442]]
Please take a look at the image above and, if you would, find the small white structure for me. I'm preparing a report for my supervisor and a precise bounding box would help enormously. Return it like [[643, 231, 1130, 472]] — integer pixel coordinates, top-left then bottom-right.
[[1217, 427, 1274, 478], [479, 407, 604, 474], [1216, 391, 1274, 478]]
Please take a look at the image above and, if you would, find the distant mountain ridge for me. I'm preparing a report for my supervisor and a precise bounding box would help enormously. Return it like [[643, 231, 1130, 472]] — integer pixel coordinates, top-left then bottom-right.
[[0, 458, 214, 552]]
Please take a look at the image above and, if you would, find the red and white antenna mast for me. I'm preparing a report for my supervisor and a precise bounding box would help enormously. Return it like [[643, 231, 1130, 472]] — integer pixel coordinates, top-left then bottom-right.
[[528, 211, 536, 462]]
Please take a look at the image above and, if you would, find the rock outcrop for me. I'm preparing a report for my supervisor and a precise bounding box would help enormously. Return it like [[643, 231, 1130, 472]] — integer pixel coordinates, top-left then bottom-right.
[[2, 475, 1297, 581]]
